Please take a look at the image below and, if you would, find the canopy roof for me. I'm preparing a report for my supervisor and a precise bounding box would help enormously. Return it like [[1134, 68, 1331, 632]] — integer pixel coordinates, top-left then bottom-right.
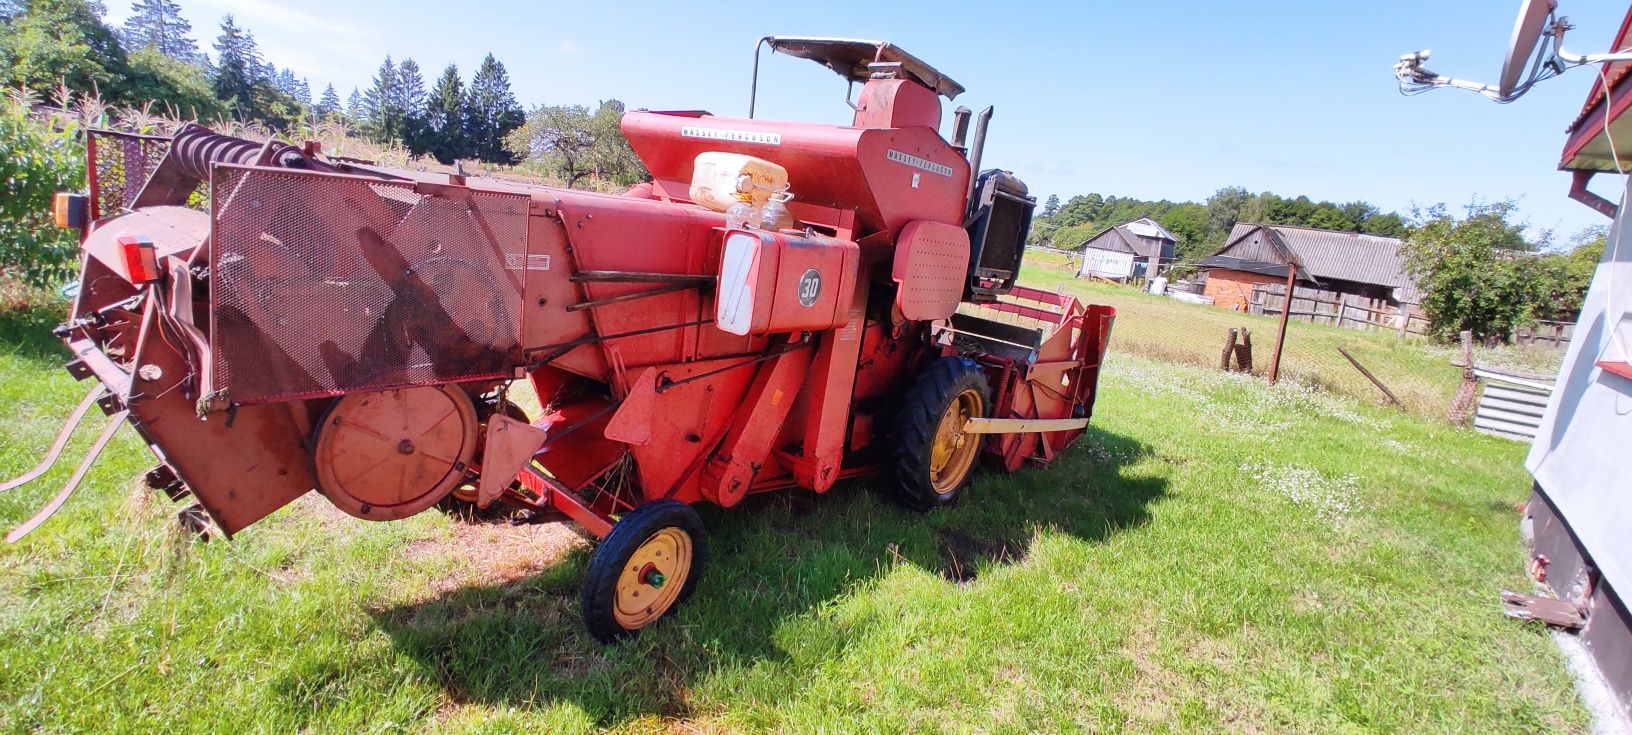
[[763, 36, 965, 99]]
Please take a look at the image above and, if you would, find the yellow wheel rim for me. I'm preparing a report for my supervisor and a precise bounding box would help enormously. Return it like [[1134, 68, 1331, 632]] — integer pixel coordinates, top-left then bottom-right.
[[929, 388, 984, 495], [613, 527, 692, 630]]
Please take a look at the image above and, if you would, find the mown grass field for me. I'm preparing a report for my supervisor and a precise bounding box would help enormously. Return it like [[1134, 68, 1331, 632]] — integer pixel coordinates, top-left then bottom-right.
[[0, 296, 1587, 733], [1019, 250, 1563, 419]]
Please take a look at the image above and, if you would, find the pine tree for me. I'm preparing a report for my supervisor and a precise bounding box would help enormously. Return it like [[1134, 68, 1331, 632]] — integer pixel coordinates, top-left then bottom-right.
[[360, 55, 400, 142], [345, 87, 363, 123], [423, 63, 467, 163], [249, 39, 274, 85], [397, 59, 426, 111], [396, 58, 428, 153], [294, 76, 310, 104], [274, 67, 298, 97], [465, 53, 524, 163], [316, 83, 342, 119], [211, 15, 255, 111], [120, 0, 200, 64], [1042, 194, 1061, 219]]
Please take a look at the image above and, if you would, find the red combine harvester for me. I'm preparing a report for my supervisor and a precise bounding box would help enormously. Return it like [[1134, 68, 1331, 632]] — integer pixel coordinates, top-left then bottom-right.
[[11, 37, 1115, 640]]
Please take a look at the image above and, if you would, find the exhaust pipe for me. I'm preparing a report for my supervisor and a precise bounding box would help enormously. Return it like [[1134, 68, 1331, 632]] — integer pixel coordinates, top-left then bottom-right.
[[965, 106, 994, 205], [950, 106, 972, 150]]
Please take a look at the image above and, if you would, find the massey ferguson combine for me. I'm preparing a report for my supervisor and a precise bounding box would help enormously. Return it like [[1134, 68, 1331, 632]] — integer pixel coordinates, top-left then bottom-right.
[[10, 37, 1115, 640]]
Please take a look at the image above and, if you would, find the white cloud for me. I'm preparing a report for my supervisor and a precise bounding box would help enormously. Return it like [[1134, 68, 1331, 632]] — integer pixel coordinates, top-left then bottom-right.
[[171, 0, 386, 91], [557, 40, 583, 54], [189, 0, 375, 39]]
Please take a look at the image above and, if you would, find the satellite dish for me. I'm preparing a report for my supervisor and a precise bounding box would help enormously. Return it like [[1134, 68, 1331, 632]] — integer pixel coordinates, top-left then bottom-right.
[[1498, 0, 1559, 97]]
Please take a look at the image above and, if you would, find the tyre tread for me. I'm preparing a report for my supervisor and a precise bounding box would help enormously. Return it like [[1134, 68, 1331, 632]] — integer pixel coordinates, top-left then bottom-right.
[[580, 499, 706, 643], [892, 356, 990, 510]]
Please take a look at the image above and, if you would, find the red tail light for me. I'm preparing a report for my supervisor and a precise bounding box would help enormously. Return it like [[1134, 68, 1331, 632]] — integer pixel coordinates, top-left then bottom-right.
[[117, 235, 160, 284]]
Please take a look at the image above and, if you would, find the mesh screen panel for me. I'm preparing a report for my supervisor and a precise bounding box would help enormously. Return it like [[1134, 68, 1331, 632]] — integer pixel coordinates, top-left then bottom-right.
[[210, 165, 530, 403], [89, 129, 170, 217]]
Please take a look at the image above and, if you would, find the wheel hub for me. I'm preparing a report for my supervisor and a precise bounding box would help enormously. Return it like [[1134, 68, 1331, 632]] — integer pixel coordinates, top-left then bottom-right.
[[929, 388, 984, 494], [613, 528, 692, 629]]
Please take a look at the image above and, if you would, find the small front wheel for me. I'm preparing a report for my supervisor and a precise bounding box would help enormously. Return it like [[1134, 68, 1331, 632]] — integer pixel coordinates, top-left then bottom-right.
[[579, 500, 706, 642]]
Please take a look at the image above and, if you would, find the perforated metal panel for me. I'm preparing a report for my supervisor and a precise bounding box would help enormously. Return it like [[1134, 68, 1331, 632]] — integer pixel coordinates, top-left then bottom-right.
[[88, 129, 170, 217], [892, 220, 970, 321], [210, 165, 530, 403]]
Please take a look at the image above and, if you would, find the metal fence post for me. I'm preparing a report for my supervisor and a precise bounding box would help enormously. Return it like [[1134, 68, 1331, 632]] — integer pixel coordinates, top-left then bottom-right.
[[1268, 262, 1296, 384]]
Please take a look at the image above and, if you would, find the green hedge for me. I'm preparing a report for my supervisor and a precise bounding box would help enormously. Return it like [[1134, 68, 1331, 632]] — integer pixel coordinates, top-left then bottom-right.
[[0, 93, 84, 288]]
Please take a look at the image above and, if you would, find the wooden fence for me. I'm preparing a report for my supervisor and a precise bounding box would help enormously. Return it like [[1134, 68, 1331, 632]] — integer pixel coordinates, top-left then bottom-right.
[[1512, 321, 1574, 348], [1250, 283, 1429, 336]]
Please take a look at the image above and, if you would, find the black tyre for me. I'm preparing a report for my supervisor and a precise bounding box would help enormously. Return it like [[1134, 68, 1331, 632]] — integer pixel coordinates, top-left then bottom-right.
[[893, 356, 991, 510], [580, 499, 706, 643]]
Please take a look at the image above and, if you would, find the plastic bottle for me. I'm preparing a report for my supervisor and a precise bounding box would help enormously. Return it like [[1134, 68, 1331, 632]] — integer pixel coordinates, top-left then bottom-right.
[[759, 192, 795, 231], [725, 194, 759, 230]]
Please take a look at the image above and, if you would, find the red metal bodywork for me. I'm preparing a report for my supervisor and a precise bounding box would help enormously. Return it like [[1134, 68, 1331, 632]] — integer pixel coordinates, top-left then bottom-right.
[[30, 64, 1115, 547]]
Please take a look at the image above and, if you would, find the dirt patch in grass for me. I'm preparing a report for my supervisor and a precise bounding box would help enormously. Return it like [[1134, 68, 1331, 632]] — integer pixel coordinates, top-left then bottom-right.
[[287, 492, 354, 530], [405, 516, 586, 597], [937, 527, 1026, 583]]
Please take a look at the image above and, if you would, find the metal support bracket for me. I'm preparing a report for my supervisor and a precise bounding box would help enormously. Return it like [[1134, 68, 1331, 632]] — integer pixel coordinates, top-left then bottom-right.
[[962, 417, 1089, 435]]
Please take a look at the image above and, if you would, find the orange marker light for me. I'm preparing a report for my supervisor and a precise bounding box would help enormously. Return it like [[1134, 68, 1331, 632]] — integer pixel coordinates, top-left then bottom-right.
[[52, 193, 88, 229]]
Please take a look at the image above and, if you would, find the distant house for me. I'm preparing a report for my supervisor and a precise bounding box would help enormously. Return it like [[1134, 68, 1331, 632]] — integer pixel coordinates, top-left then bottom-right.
[[1076, 218, 1176, 281], [1199, 223, 1421, 324]]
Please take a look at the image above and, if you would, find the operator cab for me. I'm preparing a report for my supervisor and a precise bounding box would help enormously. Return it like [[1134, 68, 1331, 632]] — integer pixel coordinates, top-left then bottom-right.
[[747, 36, 1035, 301]]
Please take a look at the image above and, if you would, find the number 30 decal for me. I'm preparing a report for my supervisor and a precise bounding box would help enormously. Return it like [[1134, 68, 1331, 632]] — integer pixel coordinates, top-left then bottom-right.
[[797, 268, 821, 307]]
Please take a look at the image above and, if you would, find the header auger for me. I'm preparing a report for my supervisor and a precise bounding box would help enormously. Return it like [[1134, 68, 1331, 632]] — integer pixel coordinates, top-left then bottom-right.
[[12, 37, 1115, 640]]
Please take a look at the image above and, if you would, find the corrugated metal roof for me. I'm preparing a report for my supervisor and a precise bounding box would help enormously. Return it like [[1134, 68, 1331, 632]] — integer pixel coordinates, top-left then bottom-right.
[[1562, 8, 1632, 170], [1215, 223, 1420, 303], [1123, 217, 1176, 243], [1568, 11, 1632, 134], [1079, 219, 1174, 259]]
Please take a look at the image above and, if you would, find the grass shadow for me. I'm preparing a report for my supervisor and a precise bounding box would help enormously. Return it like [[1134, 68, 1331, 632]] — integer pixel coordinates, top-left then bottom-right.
[[367, 426, 1164, 725]]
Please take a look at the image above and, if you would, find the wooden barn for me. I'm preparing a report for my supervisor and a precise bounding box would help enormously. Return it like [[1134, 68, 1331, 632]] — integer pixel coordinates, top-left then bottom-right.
[[1076, 218, 1176, 281], [1199, 223, 1423, 331]]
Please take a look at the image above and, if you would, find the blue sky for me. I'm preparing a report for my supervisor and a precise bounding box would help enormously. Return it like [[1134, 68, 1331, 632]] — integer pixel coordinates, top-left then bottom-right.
[[106, 0, 1626, 243]]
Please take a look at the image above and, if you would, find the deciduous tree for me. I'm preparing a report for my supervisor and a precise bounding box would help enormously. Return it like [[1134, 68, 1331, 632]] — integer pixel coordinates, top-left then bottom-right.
[[0, 0, 128, 98], [1401, 201, 1543, 343]]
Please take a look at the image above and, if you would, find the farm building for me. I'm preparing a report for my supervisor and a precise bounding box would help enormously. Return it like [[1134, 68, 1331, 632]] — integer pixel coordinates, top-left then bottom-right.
[[1076, 218, 1176, 281], [1522, 7, 1632, 714], [1199, 223, 1422, 330]]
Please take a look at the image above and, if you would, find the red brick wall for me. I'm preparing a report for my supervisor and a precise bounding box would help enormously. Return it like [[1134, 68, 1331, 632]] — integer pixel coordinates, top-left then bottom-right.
[[1203, 268, 1282, 311]]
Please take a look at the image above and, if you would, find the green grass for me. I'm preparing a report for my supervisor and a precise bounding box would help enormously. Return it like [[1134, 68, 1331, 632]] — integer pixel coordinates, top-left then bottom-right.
[[0, 301, 1588, 733], [1017, 257, 1563, 418]]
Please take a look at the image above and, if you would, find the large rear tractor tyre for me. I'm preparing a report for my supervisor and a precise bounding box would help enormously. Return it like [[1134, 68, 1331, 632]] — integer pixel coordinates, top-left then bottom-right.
[[893, 356, 991, 510], [580, 500, 706, 643]]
